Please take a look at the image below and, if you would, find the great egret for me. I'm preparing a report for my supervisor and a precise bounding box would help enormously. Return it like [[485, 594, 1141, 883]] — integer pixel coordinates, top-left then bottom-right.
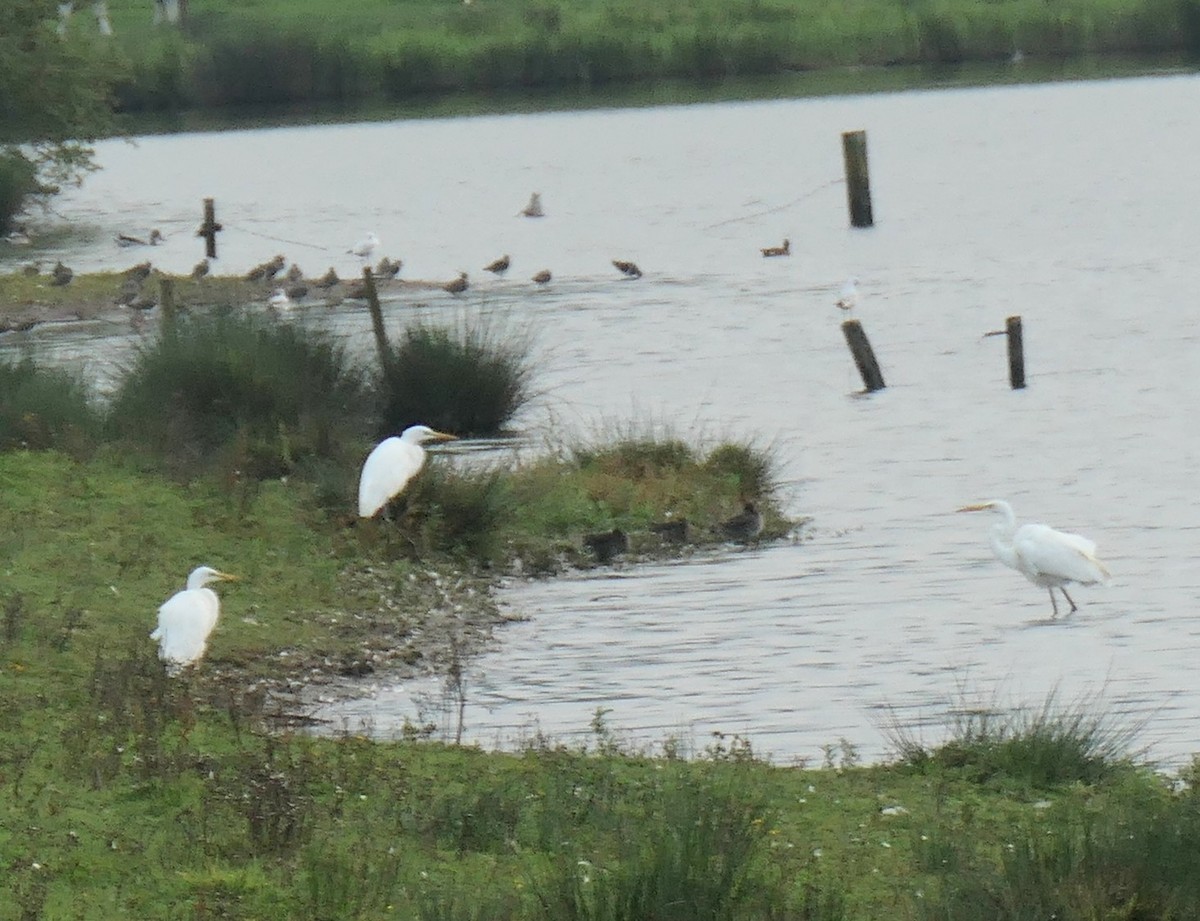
[[268, 287, 292, 310], [721, 502, 764, 543], [761, 239, 790, 257], [358, 425, 458, 518], [150, 566, 238, 675], [957, 500, 1110, 618]]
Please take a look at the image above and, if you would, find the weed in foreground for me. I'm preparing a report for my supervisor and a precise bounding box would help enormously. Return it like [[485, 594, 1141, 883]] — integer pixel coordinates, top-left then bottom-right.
[[0, 356, 102, 455]]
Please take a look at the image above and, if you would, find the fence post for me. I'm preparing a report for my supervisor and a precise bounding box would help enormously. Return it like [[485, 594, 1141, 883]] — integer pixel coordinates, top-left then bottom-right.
[[1005, 315, 1025, 389], [362, 267, 392, 376], [841, 130, 874, 228], [841, 319, 885, 391], [197, 198, 222, 259]]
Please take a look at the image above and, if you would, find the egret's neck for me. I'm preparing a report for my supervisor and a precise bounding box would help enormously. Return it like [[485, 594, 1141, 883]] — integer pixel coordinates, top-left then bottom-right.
[[988, 521, 1020, 570]]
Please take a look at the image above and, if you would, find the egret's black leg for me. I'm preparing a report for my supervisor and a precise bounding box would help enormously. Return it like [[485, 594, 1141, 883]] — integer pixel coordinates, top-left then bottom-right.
[[1048, 588, 1059, 619], [1061, 587, 1078, 614]]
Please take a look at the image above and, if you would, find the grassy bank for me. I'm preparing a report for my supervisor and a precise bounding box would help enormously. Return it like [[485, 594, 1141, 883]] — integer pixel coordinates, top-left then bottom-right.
[[67, 0, 1200, 116]]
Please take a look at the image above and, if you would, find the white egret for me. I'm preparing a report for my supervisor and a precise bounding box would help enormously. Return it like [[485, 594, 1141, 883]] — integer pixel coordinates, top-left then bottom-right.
[[957, 500, 1110, 618], [150, 566, 238, 675], [268, 287, 292, 310], [358, 425, 458, 518]]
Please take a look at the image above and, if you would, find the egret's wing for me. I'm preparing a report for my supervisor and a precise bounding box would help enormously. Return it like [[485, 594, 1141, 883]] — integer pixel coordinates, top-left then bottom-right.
[[1014, 523, 1110, 584], [153, 589, 220, 669], [358, 437, 425, 517]]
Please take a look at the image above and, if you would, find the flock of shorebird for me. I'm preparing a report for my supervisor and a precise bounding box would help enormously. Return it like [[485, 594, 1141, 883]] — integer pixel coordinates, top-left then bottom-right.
[[12, 189, 861, 315]]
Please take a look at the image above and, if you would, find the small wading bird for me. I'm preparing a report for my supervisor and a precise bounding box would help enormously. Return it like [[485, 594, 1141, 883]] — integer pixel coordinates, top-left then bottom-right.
[[150, 566, 239, 676], [442, 271, 469, 295], [190, 258, 210, 280], [761, 238, 790, 257], [358, 424, 459, 518], [484, 254, 510, 275], [116, 229, 163, 248], [835, 277, 859, 311], [520, 192, 544, 217], [532, 269, 552, 285], [583, 528, 629, 564], [957, 499, 1110, 618], [721, 502, 764, 543], [612, 259, 642, 279]]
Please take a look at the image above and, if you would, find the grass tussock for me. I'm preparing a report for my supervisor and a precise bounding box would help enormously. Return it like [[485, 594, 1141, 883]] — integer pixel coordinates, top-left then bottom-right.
[[377, 314, 535, 438], [886, 685, 1145, 789], [106, 308, 372, 479], [0, 356, 101, 455]]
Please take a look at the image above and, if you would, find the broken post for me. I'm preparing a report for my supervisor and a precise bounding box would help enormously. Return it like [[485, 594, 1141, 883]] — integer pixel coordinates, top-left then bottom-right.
[[1005, 315, 1025, 389], [196, 198, 222, 259], [362, 267, 392, 376], [841, 130, 874, 228], [159, 276, 176, 337], [841, 319, 885, 392]]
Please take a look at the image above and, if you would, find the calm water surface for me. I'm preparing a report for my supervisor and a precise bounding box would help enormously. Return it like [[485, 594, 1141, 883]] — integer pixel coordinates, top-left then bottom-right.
[[5, 73, 1200, 765]]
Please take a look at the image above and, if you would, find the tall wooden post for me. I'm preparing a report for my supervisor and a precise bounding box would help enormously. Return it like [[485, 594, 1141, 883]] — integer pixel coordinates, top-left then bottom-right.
[[841, 319, 885, 392], [196, 198, 222, 259], [1005, 315, 1025, 389], [841, 130, 874, 228], [362, 267, 392, 375]]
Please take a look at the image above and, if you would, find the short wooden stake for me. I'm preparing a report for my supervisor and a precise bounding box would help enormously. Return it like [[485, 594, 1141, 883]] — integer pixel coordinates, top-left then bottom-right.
[[1005, 315, 1025, 389], [841, 130, 874, 228], [196, 198, 222, 259], [362, 267, 392, 375], [159, 276, 176, 337], [841, 319, 885, 392]]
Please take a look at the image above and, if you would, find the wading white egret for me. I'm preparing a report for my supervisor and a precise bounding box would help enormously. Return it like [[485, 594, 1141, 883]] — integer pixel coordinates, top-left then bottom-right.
[[957, 500, 1110, 618], [150, 566, 238, 675], [358, 425, 458, 518]]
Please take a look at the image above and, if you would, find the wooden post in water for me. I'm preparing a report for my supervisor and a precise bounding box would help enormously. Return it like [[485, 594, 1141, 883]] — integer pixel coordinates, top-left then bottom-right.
[[841, 319, 885, 392], [1005, 315, 1025, 389], [196, 198, 222, 259], [362, 267, 392, 375], [841, 130, 874, 228], [159, 276, 176, 338]]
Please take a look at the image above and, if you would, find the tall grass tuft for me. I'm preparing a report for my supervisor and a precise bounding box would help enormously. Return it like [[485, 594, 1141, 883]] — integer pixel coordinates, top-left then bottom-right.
[[886, 686, 1144, 788], [401, 464, 517, 562], [0, 357, 102, 455], [106, 309, 371, 479], [536, 774, 770, 921], [376, 314, 534, 438]]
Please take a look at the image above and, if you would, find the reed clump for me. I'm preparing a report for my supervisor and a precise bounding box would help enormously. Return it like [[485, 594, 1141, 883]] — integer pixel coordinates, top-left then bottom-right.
[[106, 308, 371, 479], [0, 357, 102, 455], [376, 315, 534, 438]]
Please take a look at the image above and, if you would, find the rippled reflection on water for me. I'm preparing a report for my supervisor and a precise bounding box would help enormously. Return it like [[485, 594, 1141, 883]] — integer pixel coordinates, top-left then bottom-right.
[[6, 72, 1200, 765]]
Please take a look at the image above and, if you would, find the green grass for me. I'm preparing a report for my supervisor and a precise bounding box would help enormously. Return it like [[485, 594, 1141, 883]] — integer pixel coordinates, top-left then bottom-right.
[[74, 0, 1200, 116]]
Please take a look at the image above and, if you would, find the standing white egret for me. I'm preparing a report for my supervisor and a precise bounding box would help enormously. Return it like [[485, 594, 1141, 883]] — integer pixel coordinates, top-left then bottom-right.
[[358, 425, 458, 518], [268, 287, 292, 310], [150, 566, 238, 675], [957, 500, 1110, 618], [349, 232, 379, 263]]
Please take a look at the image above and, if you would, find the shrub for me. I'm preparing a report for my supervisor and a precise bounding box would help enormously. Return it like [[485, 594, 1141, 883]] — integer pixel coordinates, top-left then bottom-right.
[[375, 314, 534, 438], [0, 357, 101, 455], [0, 150, 38, 236], [107, 308, 371, 479]]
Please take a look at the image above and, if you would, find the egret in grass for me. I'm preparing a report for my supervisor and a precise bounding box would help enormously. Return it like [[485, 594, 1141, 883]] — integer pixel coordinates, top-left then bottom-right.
[[957, 500, 1110, 618], [151, 566, 238, 676], [358, 425, 458, 518]]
